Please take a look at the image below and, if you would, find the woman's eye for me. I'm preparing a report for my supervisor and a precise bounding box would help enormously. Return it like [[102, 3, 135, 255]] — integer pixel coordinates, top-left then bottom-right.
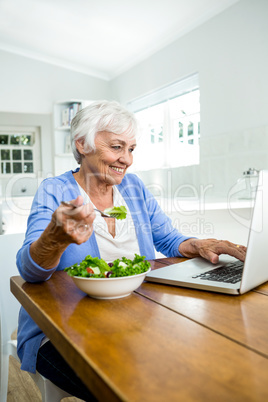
[[112, 146, 121, 150], [129, 148, 135, 153]]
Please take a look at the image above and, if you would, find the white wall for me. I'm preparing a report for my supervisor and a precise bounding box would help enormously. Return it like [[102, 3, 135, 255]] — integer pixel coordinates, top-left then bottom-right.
[[0, 50, 110, 114], [1, 0, 268, 201], [0, 50, 111, 195], [0, 49, 111, 174], [110, 0, 268, 197]]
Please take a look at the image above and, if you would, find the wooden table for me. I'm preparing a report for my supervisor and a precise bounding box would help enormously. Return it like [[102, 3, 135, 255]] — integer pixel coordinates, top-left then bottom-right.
[[10, 258, 268, 402]]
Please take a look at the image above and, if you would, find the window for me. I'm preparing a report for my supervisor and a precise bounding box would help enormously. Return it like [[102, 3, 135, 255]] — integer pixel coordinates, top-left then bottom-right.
[[0, 127, 40, 176], [127, 74, 200, 171]]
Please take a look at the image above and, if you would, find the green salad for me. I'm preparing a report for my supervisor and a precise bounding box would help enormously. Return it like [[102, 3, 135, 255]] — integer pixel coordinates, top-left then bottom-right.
[[64, 254, 150, 278], [104, 205, 127, 220]]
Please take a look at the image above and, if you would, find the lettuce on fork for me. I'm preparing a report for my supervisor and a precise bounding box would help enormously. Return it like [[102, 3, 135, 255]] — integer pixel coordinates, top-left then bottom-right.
[[104, 205, 127, 220]]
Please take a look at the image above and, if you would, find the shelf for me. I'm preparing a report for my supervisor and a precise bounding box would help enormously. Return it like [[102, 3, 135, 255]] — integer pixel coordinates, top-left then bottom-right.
[[55, 153, 74, 158], [55, 126, 70, 131], [53, 100, 92, 176]]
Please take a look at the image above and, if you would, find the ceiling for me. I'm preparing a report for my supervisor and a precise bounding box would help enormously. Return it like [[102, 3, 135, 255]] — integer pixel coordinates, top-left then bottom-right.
[[0, 0, 239, 81]]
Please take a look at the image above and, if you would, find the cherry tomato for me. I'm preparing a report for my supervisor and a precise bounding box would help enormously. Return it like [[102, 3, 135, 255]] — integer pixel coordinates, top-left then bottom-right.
[[86, 267, 94, 274]]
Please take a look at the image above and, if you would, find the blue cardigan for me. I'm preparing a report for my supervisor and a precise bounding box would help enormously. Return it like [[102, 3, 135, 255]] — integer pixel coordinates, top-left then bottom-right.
[[16, 170, 190, 373]]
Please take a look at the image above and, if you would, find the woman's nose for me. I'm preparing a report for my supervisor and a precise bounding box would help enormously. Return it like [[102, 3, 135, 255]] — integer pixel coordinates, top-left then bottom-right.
[[119, 150, 132, 165]]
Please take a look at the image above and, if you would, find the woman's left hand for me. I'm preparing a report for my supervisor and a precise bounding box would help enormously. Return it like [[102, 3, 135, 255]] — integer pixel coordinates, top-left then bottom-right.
[[179, 238, 247, 264]]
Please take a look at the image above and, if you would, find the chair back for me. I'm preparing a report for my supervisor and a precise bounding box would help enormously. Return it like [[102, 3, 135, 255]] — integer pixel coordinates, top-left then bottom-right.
[[0, 233, 25, 402]]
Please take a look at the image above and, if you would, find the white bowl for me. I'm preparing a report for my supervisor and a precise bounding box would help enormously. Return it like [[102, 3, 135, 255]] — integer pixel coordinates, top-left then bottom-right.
[[71, 268, 151, 299]]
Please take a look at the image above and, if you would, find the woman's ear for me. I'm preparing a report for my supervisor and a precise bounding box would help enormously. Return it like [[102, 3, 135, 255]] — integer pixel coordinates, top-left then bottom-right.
[[75, 139, 85, 155]]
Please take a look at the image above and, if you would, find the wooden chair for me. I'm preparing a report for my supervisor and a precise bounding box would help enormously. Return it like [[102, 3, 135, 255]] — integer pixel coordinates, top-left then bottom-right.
[[0, 233, 72, 402]]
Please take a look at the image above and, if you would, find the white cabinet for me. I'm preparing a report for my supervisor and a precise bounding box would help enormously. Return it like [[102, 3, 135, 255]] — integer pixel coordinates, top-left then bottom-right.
[[53, 100, 92, 176]]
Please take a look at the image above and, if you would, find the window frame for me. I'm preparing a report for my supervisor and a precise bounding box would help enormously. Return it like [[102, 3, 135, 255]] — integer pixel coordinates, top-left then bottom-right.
[[0, 126, 41, 177], [127, 74, 200, 172]]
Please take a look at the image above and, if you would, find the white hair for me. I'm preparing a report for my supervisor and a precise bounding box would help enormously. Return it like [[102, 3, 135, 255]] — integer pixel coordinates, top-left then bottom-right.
[[71, 100, 138, 164]]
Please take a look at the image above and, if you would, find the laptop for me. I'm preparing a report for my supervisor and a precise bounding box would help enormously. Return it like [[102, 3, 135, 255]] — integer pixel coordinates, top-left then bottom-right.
[[145, 170, 268, 295]]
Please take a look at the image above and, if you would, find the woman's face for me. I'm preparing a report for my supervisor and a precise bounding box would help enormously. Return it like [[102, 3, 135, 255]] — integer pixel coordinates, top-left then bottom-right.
[[79, 131, 136, 186]]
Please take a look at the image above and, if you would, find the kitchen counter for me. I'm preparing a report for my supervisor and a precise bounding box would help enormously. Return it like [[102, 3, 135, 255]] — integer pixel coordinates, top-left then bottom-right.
[[154, 197, 253, 245], [0, 195, 253, 241], [157, 196, 254, 214]]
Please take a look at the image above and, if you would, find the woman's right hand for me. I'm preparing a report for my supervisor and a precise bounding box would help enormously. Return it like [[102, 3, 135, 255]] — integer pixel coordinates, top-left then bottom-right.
[[52, 195, 95, 245], [30, 196, 95, 269]]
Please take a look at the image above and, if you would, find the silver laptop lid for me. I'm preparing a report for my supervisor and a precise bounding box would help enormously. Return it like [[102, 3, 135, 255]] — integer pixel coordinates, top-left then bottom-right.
[[240, 170, 268, 293]]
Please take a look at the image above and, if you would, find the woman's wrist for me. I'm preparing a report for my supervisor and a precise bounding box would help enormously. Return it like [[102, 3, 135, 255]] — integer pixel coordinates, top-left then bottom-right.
[[178, 238, 200, 258], [30, 220, 71, 269]]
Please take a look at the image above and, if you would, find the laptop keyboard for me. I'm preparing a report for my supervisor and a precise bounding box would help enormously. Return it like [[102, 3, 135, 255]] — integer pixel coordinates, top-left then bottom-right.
[[192, 260, 244, 284]]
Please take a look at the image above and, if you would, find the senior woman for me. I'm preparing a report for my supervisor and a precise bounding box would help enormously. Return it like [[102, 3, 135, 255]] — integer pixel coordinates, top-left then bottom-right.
[[16, 100, 246, 400]]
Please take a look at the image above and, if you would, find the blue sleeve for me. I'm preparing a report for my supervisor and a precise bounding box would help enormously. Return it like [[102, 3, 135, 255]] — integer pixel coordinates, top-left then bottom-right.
[[142, 183, 192, 257], [16, 175, 78, 282], [121, 174, 193, 258]]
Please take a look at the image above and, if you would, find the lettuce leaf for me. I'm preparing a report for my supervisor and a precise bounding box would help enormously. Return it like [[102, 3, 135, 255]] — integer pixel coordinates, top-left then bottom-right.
[[104, 205, 127, 220], [111, 254, 150, 277], [64, 254, 150, 278], [64, 255, 110, 277]]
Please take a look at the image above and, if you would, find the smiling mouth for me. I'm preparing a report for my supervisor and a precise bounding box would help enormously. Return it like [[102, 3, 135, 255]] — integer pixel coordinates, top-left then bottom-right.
[[110, 166, 125, 173]]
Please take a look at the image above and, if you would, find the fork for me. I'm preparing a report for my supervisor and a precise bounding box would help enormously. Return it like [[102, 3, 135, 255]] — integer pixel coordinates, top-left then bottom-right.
[[61, 201, 117, 218]]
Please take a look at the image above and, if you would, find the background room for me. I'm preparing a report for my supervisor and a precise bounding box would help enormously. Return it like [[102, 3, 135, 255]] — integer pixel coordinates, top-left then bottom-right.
[[0, 0, 267, 244]]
